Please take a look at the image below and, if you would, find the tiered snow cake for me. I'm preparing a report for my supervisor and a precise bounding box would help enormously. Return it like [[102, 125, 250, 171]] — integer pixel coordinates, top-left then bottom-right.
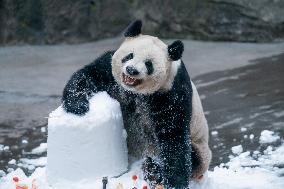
[[47, 92, 128, 186]]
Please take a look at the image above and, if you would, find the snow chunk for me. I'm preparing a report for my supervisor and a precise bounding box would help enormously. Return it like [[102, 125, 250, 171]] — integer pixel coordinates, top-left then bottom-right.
[[20, 157, 47, 167], [240, 127, 247, 132], [31, 143, 47, 154], [259, 130, 280, 144], [8, 159, 16, 165], [231, 145, 243, 155], [47, 92, 128, 186], [41, 127, 46, 133], [211, 131, 218, 136], [0, 170, 5, 177], [0, 144, 4, 151], [1, 145, 10, 151]]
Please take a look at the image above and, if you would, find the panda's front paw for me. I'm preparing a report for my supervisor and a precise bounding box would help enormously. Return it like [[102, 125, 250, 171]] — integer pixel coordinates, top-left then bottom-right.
[[63, 99, 89, 115], [142, 157, 162, 188]]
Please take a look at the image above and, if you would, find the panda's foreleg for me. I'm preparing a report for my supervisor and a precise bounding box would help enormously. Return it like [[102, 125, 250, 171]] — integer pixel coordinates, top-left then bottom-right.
[[142, 157, 163, 187], [153, 110, 192, 189], [62, 69, 97, 115]]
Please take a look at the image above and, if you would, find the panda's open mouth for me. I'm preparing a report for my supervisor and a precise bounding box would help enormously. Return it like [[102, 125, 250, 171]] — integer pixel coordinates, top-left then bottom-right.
[[122, 73, 142, 87]]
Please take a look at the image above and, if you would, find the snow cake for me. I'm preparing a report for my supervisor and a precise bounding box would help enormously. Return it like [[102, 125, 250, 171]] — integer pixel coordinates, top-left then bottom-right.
[[47, 92, 128, 186]]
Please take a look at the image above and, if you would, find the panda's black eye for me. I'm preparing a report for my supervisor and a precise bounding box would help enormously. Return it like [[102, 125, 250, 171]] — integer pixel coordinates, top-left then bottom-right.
[[145, 60, 154, 75], [122, 53, 134, 63]]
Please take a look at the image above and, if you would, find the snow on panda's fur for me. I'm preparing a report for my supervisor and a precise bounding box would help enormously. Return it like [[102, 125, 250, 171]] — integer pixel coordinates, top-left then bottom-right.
[[62, 20, 211, 189]]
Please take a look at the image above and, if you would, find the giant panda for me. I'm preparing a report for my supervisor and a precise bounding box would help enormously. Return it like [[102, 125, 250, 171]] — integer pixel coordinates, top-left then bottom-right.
[[62, 20, 211, 189]]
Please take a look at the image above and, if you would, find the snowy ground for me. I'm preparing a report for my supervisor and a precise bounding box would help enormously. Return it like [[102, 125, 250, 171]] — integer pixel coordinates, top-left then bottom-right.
[[0, 131, 283, 189], [0, 38, 284, 188]]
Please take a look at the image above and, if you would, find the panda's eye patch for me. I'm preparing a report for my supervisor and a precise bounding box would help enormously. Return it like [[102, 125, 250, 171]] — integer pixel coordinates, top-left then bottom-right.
[[145, 60, 154, 75], [122, 53, 134, 63]]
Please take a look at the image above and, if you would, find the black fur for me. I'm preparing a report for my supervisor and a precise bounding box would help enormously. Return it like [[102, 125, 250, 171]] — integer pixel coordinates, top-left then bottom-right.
[[168, 40, 184, 61], [62, 51, 193, 189], [122, 53, 134, 63], [126, 66, 139, 76], [145, 60, 154, 75], [124, 20, 142, 37]]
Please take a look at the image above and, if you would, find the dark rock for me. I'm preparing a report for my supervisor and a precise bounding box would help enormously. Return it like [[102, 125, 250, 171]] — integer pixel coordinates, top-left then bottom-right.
[[0, 0, 284, 44]]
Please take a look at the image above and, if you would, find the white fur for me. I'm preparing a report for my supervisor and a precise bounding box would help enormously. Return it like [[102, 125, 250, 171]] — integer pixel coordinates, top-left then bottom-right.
[[190, 81, 212, 177], [161, 59, 181, 90]]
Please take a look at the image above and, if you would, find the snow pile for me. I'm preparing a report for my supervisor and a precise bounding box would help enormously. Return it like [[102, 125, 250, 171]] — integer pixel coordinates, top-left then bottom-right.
[[193, 143, 284, 189], [259, 130, 280, 144], [47, 92, 128, 187], [1, 141, 284, 189], [1, 137, 284, 189]]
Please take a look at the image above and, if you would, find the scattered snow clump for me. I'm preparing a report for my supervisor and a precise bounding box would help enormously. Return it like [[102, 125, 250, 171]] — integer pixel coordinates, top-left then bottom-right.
[[231, 145, 243, 155], [259, 130, 280, 144], [31, 143, 47, 154], [211, 131, 218, 136], [240, 127, 247, 132]]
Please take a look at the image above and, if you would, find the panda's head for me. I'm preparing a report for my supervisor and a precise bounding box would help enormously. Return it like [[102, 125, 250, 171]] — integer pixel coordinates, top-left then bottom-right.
[[112, 20, 184, 94]]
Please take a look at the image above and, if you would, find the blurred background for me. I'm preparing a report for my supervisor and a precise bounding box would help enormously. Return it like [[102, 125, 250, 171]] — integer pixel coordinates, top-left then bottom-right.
[[1, 0, 284, 44], [0, 0, 284, 176]]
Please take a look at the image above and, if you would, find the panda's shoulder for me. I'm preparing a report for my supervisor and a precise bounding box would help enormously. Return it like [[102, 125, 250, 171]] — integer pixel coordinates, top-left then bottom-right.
[[86, 51, 115, 67], [81, 50, 115, 77], [172, 61, 192, 89]]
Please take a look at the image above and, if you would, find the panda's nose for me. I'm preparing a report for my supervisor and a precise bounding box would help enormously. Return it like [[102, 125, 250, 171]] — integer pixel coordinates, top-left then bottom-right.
[[126, 66, 139, 76]]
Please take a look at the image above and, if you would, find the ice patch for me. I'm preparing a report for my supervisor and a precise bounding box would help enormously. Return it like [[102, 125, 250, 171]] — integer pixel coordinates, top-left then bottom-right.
[[196, 75, 240, 88], [273, 122, 284, 127], [274, 111, 284, 118], [200, 94, 206, 100], [259, 130, 280, 144], [204, 111, 210, 115], [215, 118, 243, 129], [213, 88, 228, 94], [259, 105, 271, 110], [243, 122, 255, 127]]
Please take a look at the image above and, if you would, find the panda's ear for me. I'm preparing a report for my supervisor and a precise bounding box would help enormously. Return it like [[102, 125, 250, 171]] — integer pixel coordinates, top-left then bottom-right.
[[168, 40, 184, 61], [124, 20, 142, 37]]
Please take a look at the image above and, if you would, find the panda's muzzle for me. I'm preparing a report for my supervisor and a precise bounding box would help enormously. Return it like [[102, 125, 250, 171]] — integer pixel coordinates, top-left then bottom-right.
[[122, 73, 142, 87]]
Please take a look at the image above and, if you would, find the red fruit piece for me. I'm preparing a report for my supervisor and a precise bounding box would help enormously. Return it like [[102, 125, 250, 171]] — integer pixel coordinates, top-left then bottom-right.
[[132, 175, 138, 181], [143, 186, 148, 189], [13, 177, 19, 182], [197, 175, 204, 180]]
